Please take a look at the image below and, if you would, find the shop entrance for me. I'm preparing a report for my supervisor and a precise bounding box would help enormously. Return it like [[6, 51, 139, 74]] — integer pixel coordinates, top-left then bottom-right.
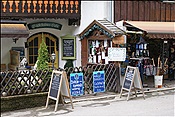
[[27, 32, 59, 68], [149, 39, 175, 80]]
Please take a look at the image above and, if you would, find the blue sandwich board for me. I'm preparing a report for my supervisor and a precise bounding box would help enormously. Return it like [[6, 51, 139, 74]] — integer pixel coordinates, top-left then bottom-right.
[[70, 73, 84, 96], [93, 71, 105, 93]]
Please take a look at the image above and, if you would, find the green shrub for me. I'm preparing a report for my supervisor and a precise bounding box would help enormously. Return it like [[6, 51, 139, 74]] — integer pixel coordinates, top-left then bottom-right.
[[37, 33, 49, 71], [64, 59, 74, 69]]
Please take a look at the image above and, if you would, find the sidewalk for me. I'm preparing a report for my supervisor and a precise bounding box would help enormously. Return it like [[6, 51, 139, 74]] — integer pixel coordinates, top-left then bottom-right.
[[1, 88, 175, 117], [1, 79, 175, 117]]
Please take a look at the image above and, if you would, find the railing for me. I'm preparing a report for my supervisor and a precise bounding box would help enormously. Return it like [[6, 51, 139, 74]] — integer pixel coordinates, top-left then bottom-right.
[[1, 63, 120, 97], [1, 0, 81, 19]]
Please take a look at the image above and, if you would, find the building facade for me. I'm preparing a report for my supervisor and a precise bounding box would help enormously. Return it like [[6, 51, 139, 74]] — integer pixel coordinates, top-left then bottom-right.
[[1, 1, 114, 70]]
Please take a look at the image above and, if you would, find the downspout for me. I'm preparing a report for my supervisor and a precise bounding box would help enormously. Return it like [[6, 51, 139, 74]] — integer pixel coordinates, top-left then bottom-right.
[[111, 1, 114, 23]]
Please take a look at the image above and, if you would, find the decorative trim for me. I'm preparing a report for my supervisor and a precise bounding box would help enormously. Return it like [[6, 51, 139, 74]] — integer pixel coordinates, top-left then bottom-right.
[[80, 24, 114, 40]]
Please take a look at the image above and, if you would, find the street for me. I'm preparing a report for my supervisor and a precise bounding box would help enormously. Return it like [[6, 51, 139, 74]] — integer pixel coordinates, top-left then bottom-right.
[[1, 90, 175, 117]]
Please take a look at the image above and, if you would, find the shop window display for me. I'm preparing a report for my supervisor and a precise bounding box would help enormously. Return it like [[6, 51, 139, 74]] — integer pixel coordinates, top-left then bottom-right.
[[169, 41, 175, 80], [88, 40, 113, 64]]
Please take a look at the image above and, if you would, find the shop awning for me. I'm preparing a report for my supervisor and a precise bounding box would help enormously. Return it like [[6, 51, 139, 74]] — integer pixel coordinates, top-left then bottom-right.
[[1, 20, 29, 38], [124, 21, 175, 39]]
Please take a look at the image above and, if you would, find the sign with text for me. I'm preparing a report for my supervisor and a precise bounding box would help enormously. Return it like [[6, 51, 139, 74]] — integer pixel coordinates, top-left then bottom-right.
[[61, 35, 76, 60], [49, 73, 61, 99], [119, 66, 145, 101], [70, 73, 84, 96], [46, 70, 74, 111], [123, 67, 135, 90], [93, 71, 105, 93], [108, 48, 126, 61], [27, 22, 62, 30]]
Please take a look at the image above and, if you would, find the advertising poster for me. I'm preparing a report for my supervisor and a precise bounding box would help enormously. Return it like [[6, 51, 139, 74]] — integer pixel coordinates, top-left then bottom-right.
[[93, 71, 105, 93], [70, 73, 84, 96]]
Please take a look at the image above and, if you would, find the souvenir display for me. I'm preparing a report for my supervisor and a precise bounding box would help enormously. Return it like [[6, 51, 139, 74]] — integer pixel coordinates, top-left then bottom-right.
[[135, 36, 149, 57], [168, 42, 175, 79], [88, 40, 112, 64]]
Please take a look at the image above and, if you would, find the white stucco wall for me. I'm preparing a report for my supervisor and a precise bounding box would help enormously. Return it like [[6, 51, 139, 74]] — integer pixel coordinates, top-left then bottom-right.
[[1, 1, 113, 69]]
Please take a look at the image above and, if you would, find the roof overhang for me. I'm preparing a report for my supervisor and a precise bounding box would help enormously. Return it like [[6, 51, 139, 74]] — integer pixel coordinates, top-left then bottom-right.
[[79, 19, 125, 40], [1, 20, 29, 38], [124, 21, 175, 39]]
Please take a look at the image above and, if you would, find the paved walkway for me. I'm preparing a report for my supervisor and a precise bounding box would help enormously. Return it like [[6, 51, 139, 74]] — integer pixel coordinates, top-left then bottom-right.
[[1, 78, 175, 117], [1, 88, 175, 117]]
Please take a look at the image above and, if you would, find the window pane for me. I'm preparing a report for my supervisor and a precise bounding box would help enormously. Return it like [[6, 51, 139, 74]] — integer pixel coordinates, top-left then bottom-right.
[[46, 38, 50, 46], [34, 56, 38, 63], [29, 40, 33, 46], [34, 38, 38, 46], [29, 56, 33, 64], [51, 40, 54, 46], [34, 48, 38, 55], [51, 47, 54, 53], [29, 48, 33, 55]]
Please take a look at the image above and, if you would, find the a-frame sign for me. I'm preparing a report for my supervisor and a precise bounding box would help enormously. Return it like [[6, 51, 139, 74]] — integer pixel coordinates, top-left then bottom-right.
[[119, 66, 145, 101], [45, 70, 74, 111]]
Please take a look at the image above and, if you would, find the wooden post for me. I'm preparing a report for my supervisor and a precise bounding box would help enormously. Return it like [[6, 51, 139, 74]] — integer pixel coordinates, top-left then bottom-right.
[[157, 56, 160, 75]]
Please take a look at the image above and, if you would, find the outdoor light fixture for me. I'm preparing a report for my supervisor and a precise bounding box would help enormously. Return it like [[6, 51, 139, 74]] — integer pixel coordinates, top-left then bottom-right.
[[161, 0, 175, 3], [51, 52, 56, 70], [13, 38, 19, 43]]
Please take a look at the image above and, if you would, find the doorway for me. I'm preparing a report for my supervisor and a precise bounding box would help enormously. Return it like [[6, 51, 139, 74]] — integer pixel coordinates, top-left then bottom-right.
[[27, 32, 59, 68]]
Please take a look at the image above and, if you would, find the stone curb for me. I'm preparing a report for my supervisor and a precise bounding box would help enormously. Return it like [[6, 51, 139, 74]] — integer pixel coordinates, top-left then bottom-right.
[[66, 87, 175, 104]]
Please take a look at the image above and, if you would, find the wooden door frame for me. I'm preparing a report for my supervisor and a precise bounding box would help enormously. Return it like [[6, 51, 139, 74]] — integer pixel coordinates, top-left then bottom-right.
[[27, 32, 59, 68]]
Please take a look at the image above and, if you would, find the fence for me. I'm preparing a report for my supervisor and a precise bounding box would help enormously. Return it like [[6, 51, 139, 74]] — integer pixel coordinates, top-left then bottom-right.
[[1, 63, 120, 97]]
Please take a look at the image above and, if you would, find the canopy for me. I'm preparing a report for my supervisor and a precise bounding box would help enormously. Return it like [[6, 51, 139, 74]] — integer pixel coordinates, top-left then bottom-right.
[[124, 21, 175, 39], [1, 20, 29, 38]]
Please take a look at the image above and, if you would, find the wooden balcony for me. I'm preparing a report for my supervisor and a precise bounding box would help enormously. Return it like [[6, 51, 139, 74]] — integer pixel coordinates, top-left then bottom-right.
[[1, 0, 81, 23]]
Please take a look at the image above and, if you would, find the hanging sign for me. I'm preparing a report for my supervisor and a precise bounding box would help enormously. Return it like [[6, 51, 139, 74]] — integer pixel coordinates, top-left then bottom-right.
[[93, 71, 105, 93], [119, 66, 145, 101], [108, 48, 126, 61], [45, 70, 74, 111], [27, 22, 62, 30], [70, 73, 84, 96]]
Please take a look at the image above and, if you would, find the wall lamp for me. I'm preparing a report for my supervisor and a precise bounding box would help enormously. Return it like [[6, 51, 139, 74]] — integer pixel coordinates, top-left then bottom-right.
[[161, 0, 175, 3], [13, 38, 19, 43], [51, 52, 56, 70]]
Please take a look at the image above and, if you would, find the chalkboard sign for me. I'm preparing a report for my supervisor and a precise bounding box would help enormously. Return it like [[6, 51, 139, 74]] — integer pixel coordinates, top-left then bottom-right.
[[93, 71, 105, 93], [123, 79, 132, 90], [49, 73, 61, 99], [61, 35, 76, 60], [46, 70, 74, 111], [119, 66, 145, 101], [70, 73, 84, 96], [123, 67, 135, 90]]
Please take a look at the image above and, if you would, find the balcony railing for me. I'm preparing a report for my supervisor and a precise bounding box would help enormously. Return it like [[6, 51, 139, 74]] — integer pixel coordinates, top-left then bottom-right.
[[1, 0, 81, 19]]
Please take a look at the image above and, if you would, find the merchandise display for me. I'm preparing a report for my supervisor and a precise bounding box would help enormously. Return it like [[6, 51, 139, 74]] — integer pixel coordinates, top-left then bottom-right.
[[88, 40, 112, 64]]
